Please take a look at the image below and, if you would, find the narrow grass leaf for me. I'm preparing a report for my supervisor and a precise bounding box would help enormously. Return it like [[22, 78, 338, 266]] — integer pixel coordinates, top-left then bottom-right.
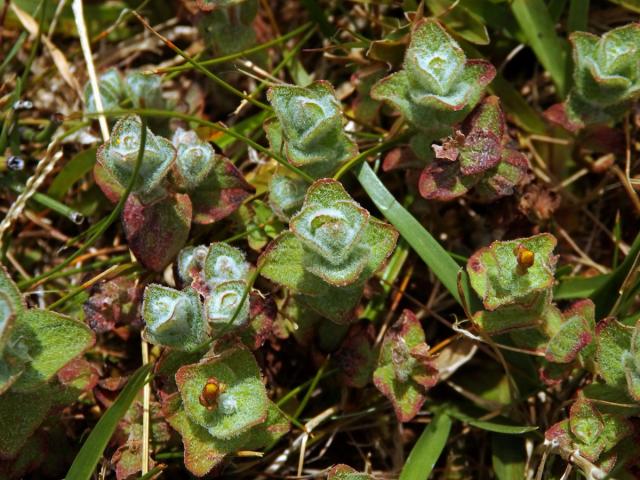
[[399, 410, 452, 480], [510, 0, 569, 97], [554, 274, 609, 300], [445, 408, 537, 434], [66, 363, 152, 480], [47, 147, 97, 200], [357, 162, 479, 310]]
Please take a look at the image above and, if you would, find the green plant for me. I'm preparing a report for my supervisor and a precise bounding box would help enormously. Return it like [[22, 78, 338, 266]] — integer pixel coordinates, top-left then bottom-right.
[[466, 235, 640, 475], [84, 68, 166, 115], [419, 95, 530, 201], [371, 18, 495, 140], [197, 0, 259, 56], [547, 23, 640, 130], [163, 346, 289, 476], [94, 117, 253, 271], [0, 266, 95, 460], [259, 179, 398, 323], [373, 310, 438, 422], [545, 397, 632, 477], [265, 81, 358, 219]]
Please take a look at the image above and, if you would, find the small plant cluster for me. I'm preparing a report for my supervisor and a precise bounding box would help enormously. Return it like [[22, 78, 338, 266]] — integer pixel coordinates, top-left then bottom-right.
[[371, 19, 496, 139], [466, 234, 640, 475], [141, 242, 286, 476], [420, 95, 529, 202], [259, 179, 398, 324], [95, 116, 253, 271], [371, 18, 530, 202], [0, 266, 95, 466], [548, 23, 640, 131], [6, 2, 640, 478], [84, 68, 165, 115], [265, 81, 358, 220], [195, 0, 259, 57]]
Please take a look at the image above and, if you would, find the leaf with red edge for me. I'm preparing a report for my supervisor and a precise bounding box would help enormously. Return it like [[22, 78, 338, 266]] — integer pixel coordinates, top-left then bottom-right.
[[122, 193, 192, 272], [419, 159, 478, 201], [545, 299, 596, 364], [373, 310, 438, 422], [190, 158, 254, 225], [335, 323, 377, 388]]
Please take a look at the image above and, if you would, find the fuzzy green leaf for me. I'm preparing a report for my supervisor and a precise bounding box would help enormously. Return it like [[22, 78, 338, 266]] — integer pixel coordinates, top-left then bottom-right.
[[124, 72, 165, 110], [545, 299, 595, 363], [467, 233, 557, 311], [266, 81, 357, 174], [142, 285, 209, 352], [204, 243, 250, 286], [371, 19, 495, 132], [373, 310, 438, 422], [95, 116, 175, 198], [11, 309, 94, 393], [84, 68, 124, 115], [596, 317, 633, 387], [204, 280, 251, 330], [175, 347, 268, 440]]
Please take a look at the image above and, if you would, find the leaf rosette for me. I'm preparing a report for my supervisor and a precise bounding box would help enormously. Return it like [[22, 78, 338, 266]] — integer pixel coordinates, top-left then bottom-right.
[[371, 19, 495, 134], [467, 233, 557, 311], [95, 115, 176, 201], [259, 179, 398, 323], [373, 310, 438, 422], [142, 285, 209, 352], [163, 346, 289, 476], [419, 96, 529, 202], [265, 81, 357, 176], [550, 23, 640, 129]]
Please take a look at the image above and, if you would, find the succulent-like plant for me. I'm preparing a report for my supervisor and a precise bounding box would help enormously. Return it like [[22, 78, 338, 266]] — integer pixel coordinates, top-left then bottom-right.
[[94, 116, 253, 271], [371, 19, 495, 137], [197, 0, 258, 56], [259, 179, 398, 324], [84, 68, 126, 115], [163, 346, 289, 476], [467, 234, 558, 311], [373, 310, 438, 422], [546, 397, 632, 475], [547, 23, 640, 130], [265, 81, 359, 219], [84, 68, 166, 115], [419, 96, 530, 201], [143, 242, 258, 350], [0, 266, 95, 460], [466, 235, 596, 373]]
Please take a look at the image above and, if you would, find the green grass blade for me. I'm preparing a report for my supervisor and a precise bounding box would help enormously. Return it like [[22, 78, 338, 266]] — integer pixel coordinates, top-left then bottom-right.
[[607, 0, 640, 12], [65, 364, 151, 480], [445, 408, 537, 434], [554, 274, 609, 300], [47, 147, 97, 200], [510, 0, 569, 97], [568, 0, 590, 32], [357, 162, 479, 310], [66, 363, 153, 480], [399, 410, 452, 480], [590, 230, 640, 318]]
